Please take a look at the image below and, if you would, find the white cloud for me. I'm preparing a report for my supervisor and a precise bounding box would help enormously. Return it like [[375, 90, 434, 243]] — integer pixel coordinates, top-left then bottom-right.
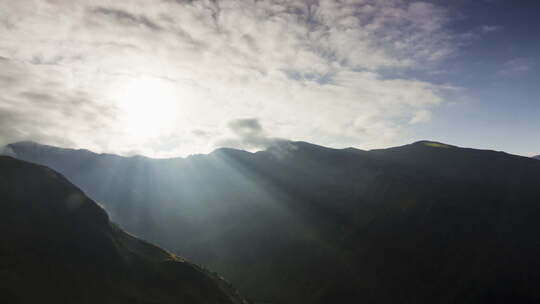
[[480, 25, 501, 33], [409, 110, 432, 124], [216, 118, 287, 151], [498, 57, 535, 76], [0, 0, 458, 157]]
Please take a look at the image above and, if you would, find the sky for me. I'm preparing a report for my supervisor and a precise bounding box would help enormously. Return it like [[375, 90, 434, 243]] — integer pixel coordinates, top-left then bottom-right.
[[0, 0, 538, 157]]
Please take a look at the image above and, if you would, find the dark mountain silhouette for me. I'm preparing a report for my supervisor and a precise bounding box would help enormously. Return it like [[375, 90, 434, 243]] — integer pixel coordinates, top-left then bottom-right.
[[533, 155, 540, 160], [0, 156, 246, 304], [5, 140, 540, 303]]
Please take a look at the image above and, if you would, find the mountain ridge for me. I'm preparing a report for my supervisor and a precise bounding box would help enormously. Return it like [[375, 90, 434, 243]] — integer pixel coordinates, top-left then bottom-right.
[[4, 140, 540, 303], [0, 156, 247, 304], [3, 139, 526, 161]]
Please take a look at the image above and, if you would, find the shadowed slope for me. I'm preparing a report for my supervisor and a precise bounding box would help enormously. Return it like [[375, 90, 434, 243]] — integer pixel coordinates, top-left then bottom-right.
[[0, 156, 246, 304], [5, 140, 540, 303]]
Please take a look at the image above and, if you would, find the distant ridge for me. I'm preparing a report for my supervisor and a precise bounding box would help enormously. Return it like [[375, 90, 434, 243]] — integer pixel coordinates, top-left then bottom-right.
[[2, 139, 516, 160], [533, 155, 540, 160]]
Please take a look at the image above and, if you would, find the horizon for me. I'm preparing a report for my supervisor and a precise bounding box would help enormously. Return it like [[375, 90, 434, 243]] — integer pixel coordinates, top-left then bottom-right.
[[4, 138, 538, 159], [1, 0, 539, 157]]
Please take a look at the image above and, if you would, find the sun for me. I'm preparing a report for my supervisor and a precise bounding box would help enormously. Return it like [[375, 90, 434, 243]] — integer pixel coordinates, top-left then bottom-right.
[[115, 78, 179, 139]]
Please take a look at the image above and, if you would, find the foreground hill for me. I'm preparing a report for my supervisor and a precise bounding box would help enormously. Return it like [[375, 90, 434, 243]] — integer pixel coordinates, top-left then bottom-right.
[[5, 140, 540, 303], [0, 156, 246, 304]]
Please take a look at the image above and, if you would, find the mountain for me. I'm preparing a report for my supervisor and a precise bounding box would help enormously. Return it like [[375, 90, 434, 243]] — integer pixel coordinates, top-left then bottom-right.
[[5, 140, 540, 303], [533, 155, 540, 160], [0, 156, 246, 304]]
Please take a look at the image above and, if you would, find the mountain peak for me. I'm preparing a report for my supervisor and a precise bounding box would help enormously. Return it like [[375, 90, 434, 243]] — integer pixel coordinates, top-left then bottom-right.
[[7, 140, 56, 151], [411, 140, 455, 148], [211, 147, 253, 158], [9, 139, 40, 146], [1, 141, 40, 156], [7, 140, 66, 153]]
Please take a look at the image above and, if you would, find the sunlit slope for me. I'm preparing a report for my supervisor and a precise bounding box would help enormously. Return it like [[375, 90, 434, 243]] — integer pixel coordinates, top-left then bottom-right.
[[6, 140, 540, 304], [0, 156, 246, 304]]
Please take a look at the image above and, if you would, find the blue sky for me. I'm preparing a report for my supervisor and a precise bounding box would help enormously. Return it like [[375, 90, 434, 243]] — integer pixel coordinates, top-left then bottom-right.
[[0, 0, 538, 157], [410, 0, 540, 155]]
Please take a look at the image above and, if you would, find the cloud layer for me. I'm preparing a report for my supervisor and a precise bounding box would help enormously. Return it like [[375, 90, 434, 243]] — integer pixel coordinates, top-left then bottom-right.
[[0, 0, 459, 157]]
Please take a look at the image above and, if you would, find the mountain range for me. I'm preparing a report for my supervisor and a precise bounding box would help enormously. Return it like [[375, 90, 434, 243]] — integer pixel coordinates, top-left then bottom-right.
[[4, 140, 540, 303], [533, 155, 540, 160], [0, 156, 246, 304]]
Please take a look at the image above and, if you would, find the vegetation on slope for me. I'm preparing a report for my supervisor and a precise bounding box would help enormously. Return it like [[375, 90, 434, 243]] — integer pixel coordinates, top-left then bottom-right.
[[6, 141, 540, 303], [0, 156, 247, 304]]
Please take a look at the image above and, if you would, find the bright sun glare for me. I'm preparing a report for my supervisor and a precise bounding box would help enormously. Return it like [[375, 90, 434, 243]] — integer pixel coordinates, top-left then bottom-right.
[[115, 78, 179, 139]]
